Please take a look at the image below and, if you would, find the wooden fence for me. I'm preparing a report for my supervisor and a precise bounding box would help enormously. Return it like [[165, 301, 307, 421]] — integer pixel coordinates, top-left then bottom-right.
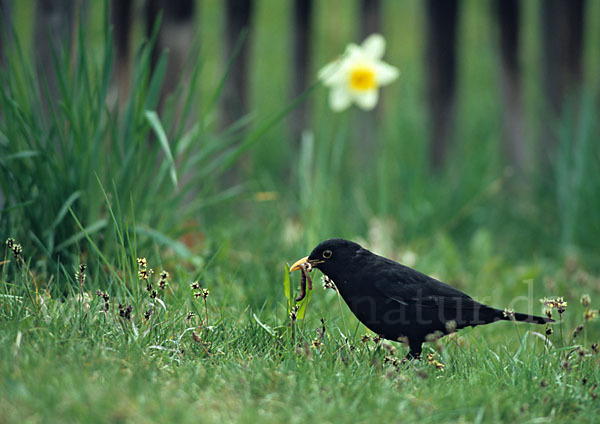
[[0, 0, 589, 174]]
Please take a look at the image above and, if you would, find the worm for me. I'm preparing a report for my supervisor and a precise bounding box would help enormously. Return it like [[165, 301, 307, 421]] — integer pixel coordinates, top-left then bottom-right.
[[295, 262, 313, 302]]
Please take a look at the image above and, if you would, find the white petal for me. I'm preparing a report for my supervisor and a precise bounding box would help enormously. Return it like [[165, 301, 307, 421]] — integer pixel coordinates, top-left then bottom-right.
[[318, 59, 346, 86], [317, 61, 337, 82], [329, 86, 352, 112], [352, 89, 379, 110], [347, 43, 372, 64], [345, 43, 361, 56], [361, 34, 386, 60], [374, 62, 399, 85]]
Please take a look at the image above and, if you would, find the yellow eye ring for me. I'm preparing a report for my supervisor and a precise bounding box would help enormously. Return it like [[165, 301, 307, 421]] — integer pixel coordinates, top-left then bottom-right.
[[323, 249, 332, 259]]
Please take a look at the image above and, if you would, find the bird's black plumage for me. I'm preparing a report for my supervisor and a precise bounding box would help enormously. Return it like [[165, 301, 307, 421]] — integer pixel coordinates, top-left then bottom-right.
[[291, 238, 553, 358]]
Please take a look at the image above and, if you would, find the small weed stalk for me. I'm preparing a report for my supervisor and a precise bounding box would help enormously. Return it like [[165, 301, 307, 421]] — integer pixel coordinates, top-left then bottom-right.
[[188, 281, 212, 355], [503, 308, 526, 357], [5, 238, 39, 311], [190, 281, 211, 325], [580, 294, 596, 347], [75, 263, 87, 293], [541, 297, 568, 353], [290, 304, 299, 343]]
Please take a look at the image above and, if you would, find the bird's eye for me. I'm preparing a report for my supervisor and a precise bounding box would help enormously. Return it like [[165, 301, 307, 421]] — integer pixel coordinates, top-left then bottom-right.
[[322, 249, 332, 259]]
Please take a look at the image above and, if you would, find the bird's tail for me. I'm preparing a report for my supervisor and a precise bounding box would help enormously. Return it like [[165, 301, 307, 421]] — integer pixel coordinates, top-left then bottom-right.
[[503, 311, 554, 324]]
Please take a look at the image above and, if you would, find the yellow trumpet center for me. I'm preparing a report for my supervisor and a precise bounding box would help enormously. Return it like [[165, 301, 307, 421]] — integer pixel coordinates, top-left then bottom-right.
[[349, 66, 376, 91]]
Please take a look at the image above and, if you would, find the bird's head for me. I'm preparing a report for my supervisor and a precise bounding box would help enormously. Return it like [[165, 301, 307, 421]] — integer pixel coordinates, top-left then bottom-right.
[[289, 238, 362, 277]]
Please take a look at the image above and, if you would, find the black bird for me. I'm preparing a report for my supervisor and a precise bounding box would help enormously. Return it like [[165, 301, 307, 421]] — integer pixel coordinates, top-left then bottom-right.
[[290, 238, 553, 358]]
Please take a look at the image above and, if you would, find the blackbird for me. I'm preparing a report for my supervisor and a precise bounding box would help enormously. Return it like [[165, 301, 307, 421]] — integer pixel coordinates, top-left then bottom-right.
[[290, 238, 553, 358]]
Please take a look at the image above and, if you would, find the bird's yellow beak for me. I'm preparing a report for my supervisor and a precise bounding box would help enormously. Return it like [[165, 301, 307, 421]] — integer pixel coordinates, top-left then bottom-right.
[[289, 256, 309, 272]]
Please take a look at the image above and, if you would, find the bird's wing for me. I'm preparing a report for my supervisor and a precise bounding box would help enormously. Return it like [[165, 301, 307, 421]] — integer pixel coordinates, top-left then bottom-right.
[[373, 264, 482, 310]]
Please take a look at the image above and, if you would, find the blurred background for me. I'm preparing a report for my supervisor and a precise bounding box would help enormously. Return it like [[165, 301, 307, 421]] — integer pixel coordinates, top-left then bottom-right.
[[1, 0, 599, 308]]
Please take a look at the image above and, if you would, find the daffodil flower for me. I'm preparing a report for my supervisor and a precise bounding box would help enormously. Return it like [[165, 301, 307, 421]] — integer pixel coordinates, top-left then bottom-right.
[[318, 34, 399, 112]]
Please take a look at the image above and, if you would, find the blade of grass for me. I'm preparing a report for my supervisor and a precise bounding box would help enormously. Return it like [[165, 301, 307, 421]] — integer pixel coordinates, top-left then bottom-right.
[[145, 110, 178, 187]]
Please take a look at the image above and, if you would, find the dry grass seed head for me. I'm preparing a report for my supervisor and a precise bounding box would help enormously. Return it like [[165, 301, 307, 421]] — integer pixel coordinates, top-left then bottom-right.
[[584, 309, 597, 321], [445, 320, 457, 333], [503, 308, 515, 321], [580, 294, 591, 307], [425, 331, 443, 342], [572, 324, 584, 339]]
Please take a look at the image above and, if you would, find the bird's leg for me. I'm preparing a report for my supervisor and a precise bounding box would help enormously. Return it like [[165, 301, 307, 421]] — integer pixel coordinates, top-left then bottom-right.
[[405, 341, 423, 360]]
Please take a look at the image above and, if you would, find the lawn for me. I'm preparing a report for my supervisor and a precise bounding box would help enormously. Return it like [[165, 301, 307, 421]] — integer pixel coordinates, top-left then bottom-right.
[[1, 1, 600, 422]]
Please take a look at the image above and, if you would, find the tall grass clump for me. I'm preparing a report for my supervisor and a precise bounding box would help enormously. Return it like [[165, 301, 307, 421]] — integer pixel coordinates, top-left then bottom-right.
[[553, 95, 600, 259], [0, 14, 283, 291]]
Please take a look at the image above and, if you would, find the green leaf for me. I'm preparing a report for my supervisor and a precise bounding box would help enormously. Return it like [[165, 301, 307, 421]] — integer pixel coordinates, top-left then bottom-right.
[[283, 264, 292, 314], [0, 150, 40, 164], [54, 219, 108, 252], [50, 191, 82, 232], [273, 325, 290, 338], [134, 225, 201, 266], [144, 53, 168, 111], [145, 110, 178, 188], [253, 313, 276, 337], [295, 287, 312, 320], [284, 264, 313, 320]]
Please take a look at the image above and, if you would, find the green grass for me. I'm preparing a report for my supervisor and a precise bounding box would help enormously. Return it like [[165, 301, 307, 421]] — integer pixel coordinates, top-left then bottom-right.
[[1, 243, 599, 423], [2, 0, 600, 422]]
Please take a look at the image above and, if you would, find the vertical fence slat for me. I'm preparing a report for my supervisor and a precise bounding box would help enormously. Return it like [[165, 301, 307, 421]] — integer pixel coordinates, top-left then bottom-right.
[[358, 0, 382, 161], [290, 0, 313, 145], [540, 0, 586, 170], [425, 0, 459, 172], [34, 0, 76, 112], [112, 0, 133, 102], [222, 0, 254, 131], [494, 0, 525, 179]]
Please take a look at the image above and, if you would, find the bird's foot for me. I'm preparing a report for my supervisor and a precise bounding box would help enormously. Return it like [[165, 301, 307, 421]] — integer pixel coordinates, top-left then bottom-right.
[[405, 350, 422, 360]]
